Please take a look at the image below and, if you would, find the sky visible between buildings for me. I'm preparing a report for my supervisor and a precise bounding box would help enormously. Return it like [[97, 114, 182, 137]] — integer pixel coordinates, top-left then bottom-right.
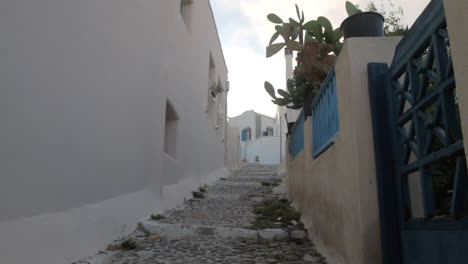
[[210, 0, 430, 118]]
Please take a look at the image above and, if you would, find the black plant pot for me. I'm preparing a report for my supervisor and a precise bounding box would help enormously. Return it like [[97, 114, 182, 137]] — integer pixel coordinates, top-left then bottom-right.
[[287, 122, 296, 134], [302, 94, 314, 118], [340, 12, 384, 39]]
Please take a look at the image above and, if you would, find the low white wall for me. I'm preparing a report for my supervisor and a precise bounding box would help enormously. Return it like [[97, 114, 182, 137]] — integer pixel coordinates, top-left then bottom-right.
[[0, 168, 228, 264], [286, 37, 401, 264], [241, 136, 281, 165]]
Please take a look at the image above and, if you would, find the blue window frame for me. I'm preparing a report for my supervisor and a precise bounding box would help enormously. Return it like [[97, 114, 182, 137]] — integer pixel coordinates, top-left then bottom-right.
[[241, 128, 251, 142]]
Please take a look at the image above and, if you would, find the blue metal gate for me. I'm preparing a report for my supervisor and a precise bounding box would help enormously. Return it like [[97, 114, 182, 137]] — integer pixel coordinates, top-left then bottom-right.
[[368, 0, 468, 263]]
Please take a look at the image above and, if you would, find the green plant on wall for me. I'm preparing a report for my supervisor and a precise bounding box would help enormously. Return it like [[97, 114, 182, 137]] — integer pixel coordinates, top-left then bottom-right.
[[209, 81, 224, 97], [345, 1, 363, 16], [365, 0, 408, 36], [264, 4, 343, 110], [266, 4, 343, 58]]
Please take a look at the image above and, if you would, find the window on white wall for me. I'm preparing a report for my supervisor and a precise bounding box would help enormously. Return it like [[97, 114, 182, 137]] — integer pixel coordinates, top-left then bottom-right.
[[180, 0, 193, 30], [164, 100, 179, 159], [241, 128, 252, 142]]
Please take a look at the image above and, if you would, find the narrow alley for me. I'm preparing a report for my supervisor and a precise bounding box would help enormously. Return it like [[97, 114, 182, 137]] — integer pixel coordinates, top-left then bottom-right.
[[1, 1, 466, 263], [76, 165, 326, 264]]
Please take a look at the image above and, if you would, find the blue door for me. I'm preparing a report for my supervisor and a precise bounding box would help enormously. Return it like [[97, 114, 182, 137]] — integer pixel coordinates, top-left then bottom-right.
[[369, 0, 468, 263]]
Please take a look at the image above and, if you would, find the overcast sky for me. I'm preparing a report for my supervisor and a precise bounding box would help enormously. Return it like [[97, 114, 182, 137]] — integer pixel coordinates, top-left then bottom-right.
[[210, 0, 431, 118]]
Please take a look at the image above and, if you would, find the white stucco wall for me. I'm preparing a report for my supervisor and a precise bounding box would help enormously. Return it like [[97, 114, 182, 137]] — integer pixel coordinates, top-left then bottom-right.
[[259, 113, 278, 136], [225, 122, 241, 169], [0, 1, 228, 263], [229, 111, 280, 164], [229, 110, 278, 139], [241, 137, 281, 165], [229, 110, 257, 139]]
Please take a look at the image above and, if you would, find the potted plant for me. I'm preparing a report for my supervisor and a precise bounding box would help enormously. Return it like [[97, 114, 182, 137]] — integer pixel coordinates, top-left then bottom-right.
[[340, 1, 384, 39], [209, 81, 224, 98]]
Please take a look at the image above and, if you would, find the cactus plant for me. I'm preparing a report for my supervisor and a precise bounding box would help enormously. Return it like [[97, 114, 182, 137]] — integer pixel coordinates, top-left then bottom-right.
[[345, 1, 362, 16], [265, 4, 343, 58], [265, 4, 342, 110], [209, 81, 224, 97], [265, 72, 317, 110]]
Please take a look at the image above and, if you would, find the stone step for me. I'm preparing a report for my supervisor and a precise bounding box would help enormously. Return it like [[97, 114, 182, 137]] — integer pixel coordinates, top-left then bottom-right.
[[233, 172, 277, 177], [106, 230, 322, 264], [138, 220, 307, 241], [216, 181, 262, 187], [224, 176, 282, 183]]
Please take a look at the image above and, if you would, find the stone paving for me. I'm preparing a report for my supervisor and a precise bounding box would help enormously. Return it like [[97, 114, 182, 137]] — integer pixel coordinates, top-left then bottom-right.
[[74, 164, 326, 264]]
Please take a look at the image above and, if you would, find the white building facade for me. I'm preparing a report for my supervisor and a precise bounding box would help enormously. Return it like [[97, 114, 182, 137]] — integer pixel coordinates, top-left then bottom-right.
[[0, 1, 230, 263], [229, 111, 281, 165]]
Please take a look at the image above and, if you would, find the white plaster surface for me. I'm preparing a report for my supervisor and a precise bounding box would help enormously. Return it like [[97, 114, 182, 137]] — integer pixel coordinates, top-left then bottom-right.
[[0, 168, 228, 264], [225, 122, 241, 169], [241, 137, 282, 165], [229, 111, 281, 164], [0, 0, 228, 263], [0, 190, 160, 264]]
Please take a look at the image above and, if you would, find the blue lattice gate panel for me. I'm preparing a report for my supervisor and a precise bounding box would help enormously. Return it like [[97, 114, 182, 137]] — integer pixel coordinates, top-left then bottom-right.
[[368, 0, 468, 263], [289, 112, 305, 159], [312, 71, 340, 158]]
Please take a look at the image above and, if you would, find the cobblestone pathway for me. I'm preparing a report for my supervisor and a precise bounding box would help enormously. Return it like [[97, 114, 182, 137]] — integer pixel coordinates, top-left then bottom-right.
[[75, 165, 326, 264]]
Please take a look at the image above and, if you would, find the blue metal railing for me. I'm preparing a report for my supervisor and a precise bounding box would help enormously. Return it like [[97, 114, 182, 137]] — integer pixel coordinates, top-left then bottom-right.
[[312, 70, 340, 157], [289, 111, 305, 158]]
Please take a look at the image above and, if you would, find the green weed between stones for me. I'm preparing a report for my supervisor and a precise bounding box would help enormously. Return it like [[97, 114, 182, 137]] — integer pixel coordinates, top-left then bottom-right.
[[251, 199, 302, 230], [262, 179, 281, 187], [150, 214, 165, 221], [198, 186, 207, 193], [119, 239, 137, 250], [192, 191, 205, 199]]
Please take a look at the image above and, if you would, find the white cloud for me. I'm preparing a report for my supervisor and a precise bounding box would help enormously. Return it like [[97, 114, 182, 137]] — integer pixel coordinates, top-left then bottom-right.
[[211, 0, 431, 118]]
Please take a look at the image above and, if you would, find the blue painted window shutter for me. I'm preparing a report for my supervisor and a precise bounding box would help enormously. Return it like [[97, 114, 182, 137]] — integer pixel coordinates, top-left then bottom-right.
[[241, 130, 246, 141]]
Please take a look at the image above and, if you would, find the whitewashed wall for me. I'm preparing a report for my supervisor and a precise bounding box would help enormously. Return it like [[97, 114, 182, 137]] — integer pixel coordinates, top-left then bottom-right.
[[230, 111, 280, 164], [229, 110, 257, 138], [259, 114, 278, 136], [0, 1, 228, 263], [225, 122, 241, 169], [241, 137, 281, 165]]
